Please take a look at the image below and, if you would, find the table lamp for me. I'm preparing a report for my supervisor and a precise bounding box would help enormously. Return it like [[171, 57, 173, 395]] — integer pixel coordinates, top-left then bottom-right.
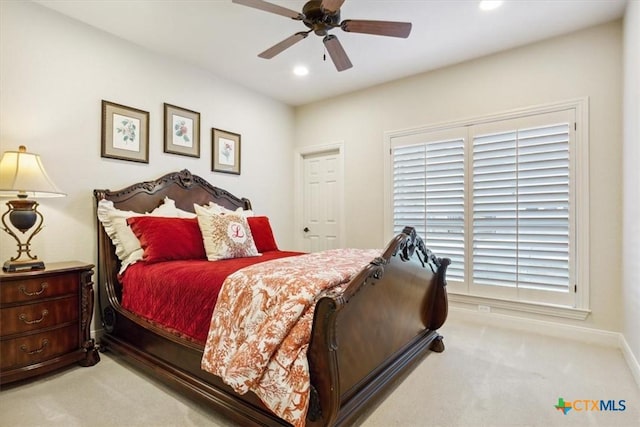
[[0, 146, 65, 272]]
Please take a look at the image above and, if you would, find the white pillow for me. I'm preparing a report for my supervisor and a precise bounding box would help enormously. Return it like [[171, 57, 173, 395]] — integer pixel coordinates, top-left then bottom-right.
[[97, 198, 180, 273], [194, 204, 260, 261], [162, 196, 197, 218], [176, 208, 197, 219], [154, 197, 182, 216], [205, 201, 254, 217]]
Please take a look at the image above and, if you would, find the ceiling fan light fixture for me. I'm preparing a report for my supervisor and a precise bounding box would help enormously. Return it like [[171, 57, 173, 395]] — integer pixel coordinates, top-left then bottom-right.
[[479, 1, 503, 11], [293, 65, 309, 76]]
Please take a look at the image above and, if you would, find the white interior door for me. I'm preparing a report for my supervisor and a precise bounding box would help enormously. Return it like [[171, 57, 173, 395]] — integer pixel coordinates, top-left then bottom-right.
[[301, 148, 343, 252]]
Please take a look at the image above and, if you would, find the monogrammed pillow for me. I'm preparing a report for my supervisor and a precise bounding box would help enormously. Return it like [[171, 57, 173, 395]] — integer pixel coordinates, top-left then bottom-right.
[[194, 204, 260, 261]]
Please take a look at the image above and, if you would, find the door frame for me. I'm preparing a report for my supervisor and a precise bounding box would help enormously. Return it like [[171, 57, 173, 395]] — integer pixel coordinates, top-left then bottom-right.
[[294, 142, 346, 252]]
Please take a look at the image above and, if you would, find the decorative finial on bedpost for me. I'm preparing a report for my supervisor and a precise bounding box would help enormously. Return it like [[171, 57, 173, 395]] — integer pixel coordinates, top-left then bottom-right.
[[396, 226, 444, 272], [399, 226, 417, 262]]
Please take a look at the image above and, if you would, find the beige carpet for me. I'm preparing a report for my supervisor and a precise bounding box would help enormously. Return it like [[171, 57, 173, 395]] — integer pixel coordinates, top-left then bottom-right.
[[1, 315, 638, 426]]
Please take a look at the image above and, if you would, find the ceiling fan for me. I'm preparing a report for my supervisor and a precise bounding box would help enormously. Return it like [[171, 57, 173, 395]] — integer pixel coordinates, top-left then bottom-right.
[[232, 0, 412, 71]]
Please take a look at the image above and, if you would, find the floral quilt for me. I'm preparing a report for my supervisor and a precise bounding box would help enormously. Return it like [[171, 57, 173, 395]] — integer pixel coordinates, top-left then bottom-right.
[[201, 248, 381, 427]]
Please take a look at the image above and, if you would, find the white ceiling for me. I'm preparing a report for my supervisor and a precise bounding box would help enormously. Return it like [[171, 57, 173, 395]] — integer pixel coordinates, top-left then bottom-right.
[[35, 0, 627, 106]]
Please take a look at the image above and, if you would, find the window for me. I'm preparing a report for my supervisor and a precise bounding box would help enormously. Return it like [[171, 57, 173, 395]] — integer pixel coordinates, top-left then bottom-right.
[[387, 101, 589, 312]]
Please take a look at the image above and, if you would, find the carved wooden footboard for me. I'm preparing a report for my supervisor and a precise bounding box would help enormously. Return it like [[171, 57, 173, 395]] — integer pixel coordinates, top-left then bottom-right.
[[307, 227, 449, 426], [94, 170, 449, 427]]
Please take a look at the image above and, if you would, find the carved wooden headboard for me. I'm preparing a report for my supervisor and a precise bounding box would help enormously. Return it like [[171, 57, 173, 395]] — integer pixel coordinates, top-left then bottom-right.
[[93, 169, 251, 310], [94, 169, 251, 214]]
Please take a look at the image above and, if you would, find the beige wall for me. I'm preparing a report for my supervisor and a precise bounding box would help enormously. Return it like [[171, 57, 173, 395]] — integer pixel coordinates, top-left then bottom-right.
[[0, 1, 296, 266], [295, 21, 623, 332], [623, 1, 640, 368]]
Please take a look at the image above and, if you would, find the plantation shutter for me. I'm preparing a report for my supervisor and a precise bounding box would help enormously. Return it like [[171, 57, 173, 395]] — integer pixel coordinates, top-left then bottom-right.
[[392, 144, 427, 236], [388, 105, 582, 308], [471, 120, 570, 293], [392, 136, 465, 281]]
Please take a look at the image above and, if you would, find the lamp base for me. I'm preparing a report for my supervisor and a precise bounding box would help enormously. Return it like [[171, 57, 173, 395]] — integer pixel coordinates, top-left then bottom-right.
[[3, 259, 45, 272]]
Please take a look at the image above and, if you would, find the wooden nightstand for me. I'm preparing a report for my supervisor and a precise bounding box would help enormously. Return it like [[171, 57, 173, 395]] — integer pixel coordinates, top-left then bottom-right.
[[0, 261, 99, 385]]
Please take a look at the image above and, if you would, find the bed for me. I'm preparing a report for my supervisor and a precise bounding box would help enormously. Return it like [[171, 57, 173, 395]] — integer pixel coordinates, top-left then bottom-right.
[[93, 169, 450, 427]]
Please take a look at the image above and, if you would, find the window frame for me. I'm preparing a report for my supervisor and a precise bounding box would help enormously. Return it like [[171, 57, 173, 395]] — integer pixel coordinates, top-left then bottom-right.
[[383, 98, 590, 319]]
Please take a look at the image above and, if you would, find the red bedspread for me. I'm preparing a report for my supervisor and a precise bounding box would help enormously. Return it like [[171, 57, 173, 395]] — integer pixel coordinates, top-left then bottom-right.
[[120, 251, 302, 343]]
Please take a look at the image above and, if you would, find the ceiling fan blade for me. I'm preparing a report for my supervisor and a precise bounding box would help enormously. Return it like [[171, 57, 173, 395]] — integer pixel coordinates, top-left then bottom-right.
[[232, 0, 302, 20], [341, 20, 412, 38], [258, 32, 309, 59], [323, 35, 352, 72], [320, 0, 345, 13]]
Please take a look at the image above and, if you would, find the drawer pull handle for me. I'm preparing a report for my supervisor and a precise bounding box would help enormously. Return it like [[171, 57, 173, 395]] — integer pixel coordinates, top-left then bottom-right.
[[19, 310, 49, 325], [19, 282, 48, 296], [20, 339, 49, 355]]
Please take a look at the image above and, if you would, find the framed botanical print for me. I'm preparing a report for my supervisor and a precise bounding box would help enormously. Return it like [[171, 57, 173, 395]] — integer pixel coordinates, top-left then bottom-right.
[[101, 100, 149, 163], [163, 103, 200, 158], [212, 128, 241, 175]]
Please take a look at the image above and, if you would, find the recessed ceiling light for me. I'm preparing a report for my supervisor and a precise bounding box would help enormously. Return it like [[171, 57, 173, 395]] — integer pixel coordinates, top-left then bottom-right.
[[293, 65, 309, 76], [479, 1, 503, 11]]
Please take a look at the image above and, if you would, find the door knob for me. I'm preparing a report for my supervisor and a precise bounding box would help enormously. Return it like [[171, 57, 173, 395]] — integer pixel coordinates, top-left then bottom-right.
[[303, 227, 310, 233]]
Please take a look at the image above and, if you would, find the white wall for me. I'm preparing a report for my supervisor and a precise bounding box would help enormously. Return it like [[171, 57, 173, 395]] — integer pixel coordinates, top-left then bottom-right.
[[0, 1, 296, 268], [295, 21, 623, 332], [623, 1, 640, 367]]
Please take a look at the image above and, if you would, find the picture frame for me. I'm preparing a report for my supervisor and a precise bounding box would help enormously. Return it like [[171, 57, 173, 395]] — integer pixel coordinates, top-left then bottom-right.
[[101, 100, 149, 163], [164, 103, 200, 158], [212, 128, 241, 175]]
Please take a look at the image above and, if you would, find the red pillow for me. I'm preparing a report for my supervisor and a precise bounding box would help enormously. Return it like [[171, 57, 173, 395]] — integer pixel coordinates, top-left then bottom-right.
[[127, 216, 206, 263], [247, 216, 278, 252]]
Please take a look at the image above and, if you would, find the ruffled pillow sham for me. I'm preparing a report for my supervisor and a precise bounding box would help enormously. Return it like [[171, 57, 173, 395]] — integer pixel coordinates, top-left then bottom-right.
[[96, 197, 181, 273]]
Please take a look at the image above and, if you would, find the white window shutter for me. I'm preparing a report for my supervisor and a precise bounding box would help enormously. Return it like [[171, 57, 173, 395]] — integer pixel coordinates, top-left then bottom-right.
[[472, 123, 570, 292], [393, 138, 465, 281], [472, 130, 518, 287]]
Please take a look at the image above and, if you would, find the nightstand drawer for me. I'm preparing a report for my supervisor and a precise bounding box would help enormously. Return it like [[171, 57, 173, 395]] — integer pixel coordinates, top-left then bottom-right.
[[0, 273, 78, 305], [0, 296, 78, 335], [0, 324, 79, 370]]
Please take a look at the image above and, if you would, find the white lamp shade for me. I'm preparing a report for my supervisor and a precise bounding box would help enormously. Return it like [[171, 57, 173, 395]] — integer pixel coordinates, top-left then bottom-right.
[[0, 146, 65, 198]]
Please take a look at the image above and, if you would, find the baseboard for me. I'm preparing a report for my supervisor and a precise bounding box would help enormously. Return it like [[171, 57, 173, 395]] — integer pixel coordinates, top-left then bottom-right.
[[91, 326, 105, 341], [448, 306, 620, 347], [620, 334, 640, 388]]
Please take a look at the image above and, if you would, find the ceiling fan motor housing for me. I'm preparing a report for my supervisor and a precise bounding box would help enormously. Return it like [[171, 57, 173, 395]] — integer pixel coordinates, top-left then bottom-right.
[[302, 0, 341, 36]]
